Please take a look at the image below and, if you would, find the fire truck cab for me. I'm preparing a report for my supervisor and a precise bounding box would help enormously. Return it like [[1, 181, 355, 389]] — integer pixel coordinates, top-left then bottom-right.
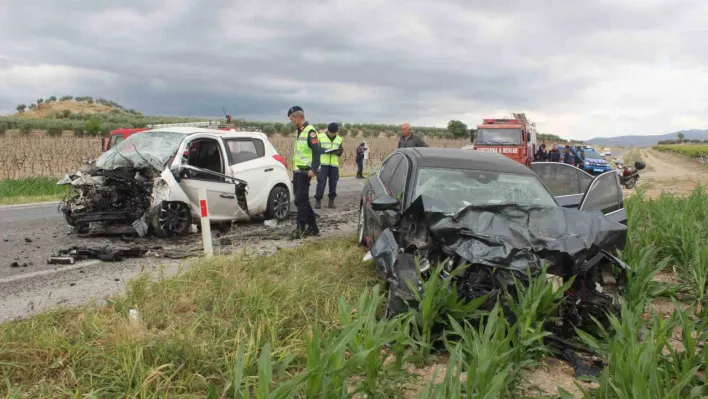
[[469, 113, 538, 166], [101, 121, 237, 152]]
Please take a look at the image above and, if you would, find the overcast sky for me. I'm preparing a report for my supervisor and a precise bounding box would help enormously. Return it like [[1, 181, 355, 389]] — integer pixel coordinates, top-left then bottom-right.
[[1, 0, 707, 140]]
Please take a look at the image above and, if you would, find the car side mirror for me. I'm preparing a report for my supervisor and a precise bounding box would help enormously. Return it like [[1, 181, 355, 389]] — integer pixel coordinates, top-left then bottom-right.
[[170, 165, 182, 183], [371, 194, 400, 211], [469, 129, 477, 143]]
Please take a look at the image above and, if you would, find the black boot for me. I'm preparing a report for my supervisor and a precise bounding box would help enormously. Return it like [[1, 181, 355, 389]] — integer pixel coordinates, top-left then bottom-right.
[[328, 198, 336, 209], [315, 198, 321, 209], [303, 225, 320, 237], [290, 224, 306, 239]]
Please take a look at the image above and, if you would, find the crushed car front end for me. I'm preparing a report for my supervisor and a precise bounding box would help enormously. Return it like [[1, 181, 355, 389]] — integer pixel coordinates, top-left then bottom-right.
[[57, 130, 249, 236]]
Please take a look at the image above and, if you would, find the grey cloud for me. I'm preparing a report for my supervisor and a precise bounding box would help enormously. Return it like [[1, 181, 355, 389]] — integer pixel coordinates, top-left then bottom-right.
[[1, 0, 706, 137]]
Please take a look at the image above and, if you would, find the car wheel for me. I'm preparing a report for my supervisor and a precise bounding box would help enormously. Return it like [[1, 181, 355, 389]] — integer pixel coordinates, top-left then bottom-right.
[[264, 186, 290, 221], [152, 201, 192, 238], [357, 204, 367, 246], [624, 177, 636, 189]]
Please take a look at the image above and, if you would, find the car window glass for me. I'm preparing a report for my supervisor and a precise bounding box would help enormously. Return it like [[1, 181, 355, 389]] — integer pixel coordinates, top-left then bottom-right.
[[580, 172, 621, 214], [111, 135, 125, 146], [389, 157, 409, 201], [414, 167, 557, 211], [225, 139, 263, 164], [379, 154, 402, 186], [530, 163, 592, 196]]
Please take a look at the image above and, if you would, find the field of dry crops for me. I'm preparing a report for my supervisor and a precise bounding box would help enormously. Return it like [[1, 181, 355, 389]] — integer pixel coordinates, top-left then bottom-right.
[[0, 131, 469, 179]]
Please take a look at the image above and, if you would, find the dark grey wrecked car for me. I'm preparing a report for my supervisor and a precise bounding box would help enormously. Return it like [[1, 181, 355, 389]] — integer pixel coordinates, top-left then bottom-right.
[[357, 148, 630, 364]]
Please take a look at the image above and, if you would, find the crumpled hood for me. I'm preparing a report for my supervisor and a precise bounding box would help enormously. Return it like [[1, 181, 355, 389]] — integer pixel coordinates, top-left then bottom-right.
[[371, 195, 627, 277]]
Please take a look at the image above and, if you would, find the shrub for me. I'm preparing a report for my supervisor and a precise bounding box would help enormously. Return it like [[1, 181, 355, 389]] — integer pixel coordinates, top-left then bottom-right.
[[18, 123, 32, 135], [73, 127, 85, 137], [83, 117, 102, 136], [46, 127, 63, 137], [0, 122, 7, 136]]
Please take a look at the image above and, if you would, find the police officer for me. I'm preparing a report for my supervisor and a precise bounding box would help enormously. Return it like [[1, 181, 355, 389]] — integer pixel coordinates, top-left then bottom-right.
[[287, 106, 321, 238], [315, 122, 344, 209]]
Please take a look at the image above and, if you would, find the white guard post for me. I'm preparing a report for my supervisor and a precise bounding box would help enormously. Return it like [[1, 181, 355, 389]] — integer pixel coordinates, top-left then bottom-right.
[[197, 187, 214, 258]]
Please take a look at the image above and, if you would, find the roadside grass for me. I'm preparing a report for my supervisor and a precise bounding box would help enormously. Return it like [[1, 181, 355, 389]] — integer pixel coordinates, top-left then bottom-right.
[[1, 188, 707, 397], [0, 177, 67, 205]]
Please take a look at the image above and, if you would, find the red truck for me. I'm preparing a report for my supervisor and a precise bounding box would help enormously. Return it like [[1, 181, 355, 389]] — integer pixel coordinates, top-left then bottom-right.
[[468, 113, 538, 166], [101, 122, 235, 152]]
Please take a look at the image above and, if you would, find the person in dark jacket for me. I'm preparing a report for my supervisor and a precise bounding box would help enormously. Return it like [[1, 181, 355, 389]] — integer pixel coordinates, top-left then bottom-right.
[[548, 144, 561, 162], [535, 140, 548, 161], [563, 145, 574, 165], [575, 146, 585, 169], [355, 142, 366, 179], [398, 123, 428, 148]]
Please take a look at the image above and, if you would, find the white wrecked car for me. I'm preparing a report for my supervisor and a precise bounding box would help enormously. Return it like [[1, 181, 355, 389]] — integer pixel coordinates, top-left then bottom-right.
[[58, 127, 293, 237]]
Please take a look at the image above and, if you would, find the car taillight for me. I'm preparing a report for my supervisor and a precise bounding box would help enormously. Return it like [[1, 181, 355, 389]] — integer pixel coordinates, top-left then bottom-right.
[[273, 154, 288, 169]]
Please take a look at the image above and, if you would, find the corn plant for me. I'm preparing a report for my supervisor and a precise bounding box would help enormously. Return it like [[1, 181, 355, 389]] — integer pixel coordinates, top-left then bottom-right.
[[505, 265, 573, 362], [403, 261, 487, 366], [337, 285, 415, 398], [619, 246, 674, 310], [575, 301, 702, 399]]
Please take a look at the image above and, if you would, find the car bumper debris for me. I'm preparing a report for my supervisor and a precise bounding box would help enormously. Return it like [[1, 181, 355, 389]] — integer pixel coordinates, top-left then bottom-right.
[[369, 195, 629, 376], [48, 245, 200, 264]]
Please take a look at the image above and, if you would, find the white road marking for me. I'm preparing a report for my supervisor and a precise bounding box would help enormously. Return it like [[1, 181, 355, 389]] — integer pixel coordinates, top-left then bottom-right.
[[0, 201, 60, 210], [0, 260, 102, 285]]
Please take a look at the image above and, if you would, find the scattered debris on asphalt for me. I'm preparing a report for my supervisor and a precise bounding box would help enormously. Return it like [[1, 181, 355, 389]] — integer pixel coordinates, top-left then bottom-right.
[[369, 195, 629, 376], [24, 238, 32, 243], [48, 245, 201, 264]]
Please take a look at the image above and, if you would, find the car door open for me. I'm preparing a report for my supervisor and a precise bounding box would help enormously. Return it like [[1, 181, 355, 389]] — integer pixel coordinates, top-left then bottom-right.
[[578, 170, 626, 225], [530, 162, 593, 208], [169, 135, 249, 221]]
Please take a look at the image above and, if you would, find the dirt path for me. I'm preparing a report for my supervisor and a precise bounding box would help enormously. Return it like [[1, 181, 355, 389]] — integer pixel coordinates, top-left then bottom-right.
[[621, 149, 708, 198]]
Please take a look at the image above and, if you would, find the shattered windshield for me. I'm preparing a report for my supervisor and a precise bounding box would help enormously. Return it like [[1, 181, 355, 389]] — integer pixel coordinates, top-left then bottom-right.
[[413, 167, 557, 210], [475, 128, 523, 145], [95, 131, 189, 170]]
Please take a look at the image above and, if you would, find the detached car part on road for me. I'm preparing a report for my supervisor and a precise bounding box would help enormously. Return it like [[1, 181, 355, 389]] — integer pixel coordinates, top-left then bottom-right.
[[357, 148, 629, 359], [58, 127, 294, 237]]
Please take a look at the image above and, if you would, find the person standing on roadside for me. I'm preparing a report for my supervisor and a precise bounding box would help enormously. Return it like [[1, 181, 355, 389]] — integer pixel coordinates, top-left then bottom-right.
[[398, 122, 428, 148], [355, 142, 366, 179], [548, 144, 561, 162], [575, 146, 585, 169], [535, 140, 548, 161], [287, 106, 320, 239], [563, 145, 574, 165], [315, 123, 344, 209]]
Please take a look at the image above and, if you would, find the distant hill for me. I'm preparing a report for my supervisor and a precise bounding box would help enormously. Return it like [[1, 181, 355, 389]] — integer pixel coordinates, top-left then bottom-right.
[[11, 97, 139, 119], [586, 129, 708, 148]]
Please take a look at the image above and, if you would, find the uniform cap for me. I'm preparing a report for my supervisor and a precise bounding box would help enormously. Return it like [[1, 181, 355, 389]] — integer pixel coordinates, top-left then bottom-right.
[[287, 106, 303, 116], [327, 122, 339, 133]]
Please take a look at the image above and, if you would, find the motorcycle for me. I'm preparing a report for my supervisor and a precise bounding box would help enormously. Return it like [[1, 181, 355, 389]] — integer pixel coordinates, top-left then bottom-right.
[[612, 159, 646, 189]]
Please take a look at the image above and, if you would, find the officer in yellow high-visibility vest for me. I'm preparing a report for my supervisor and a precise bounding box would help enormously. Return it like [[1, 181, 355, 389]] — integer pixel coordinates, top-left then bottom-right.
[[287, 106, 321, 239], [315, 123, 344, 209]]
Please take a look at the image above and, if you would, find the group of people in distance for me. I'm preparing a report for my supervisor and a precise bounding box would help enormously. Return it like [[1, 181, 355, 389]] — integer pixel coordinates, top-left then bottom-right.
[[535, 141, 587, 167]]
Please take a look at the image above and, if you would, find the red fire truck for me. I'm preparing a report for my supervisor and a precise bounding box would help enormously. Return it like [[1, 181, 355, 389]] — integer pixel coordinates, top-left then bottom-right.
[[101, 121, 237, 152], [469, 112, 538, 166]]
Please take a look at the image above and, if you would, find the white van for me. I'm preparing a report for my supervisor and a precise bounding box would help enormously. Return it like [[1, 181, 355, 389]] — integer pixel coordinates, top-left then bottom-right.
[[603, 147, 612, 156]]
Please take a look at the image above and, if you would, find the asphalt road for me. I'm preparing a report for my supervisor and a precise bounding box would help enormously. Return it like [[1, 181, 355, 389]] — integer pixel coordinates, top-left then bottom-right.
[[0, 177, 365, 322]]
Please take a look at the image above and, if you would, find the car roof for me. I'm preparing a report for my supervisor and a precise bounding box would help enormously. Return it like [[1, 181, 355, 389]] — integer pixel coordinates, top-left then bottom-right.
[[398, 147, 536, 175], [143, 127, 268, 140]]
